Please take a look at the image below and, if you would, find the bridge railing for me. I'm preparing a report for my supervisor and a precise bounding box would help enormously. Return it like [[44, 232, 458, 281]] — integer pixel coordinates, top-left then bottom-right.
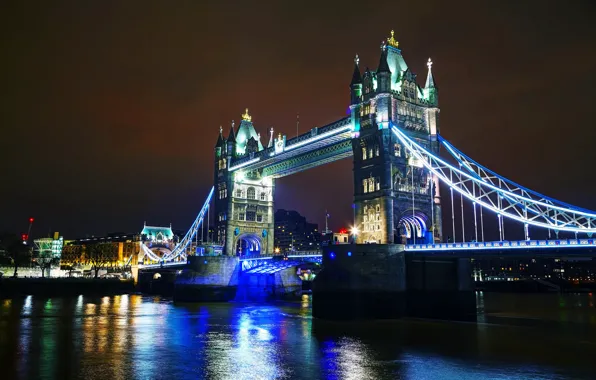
[[238, 250, 322, 261], [406, 238, 596, 251]]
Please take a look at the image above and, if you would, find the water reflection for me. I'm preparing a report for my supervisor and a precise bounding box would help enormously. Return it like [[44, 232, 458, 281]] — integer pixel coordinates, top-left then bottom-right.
[[0, 293, 595, 379]]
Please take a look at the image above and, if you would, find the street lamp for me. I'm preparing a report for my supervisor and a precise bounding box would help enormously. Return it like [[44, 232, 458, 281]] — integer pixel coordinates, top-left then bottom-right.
[[350, 226, 359, 244]]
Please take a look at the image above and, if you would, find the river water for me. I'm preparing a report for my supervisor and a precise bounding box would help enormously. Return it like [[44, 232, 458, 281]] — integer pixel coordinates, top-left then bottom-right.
[[1, 293, 596, 379]]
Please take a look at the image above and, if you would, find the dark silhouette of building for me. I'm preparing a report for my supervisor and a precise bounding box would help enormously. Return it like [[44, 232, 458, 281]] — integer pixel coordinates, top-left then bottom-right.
[[274, 209, 320, 253]]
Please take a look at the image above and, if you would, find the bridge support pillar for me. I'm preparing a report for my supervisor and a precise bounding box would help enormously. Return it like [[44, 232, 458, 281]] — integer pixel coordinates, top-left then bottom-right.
[[173, 256, 239, 302], [312, 244, 475, 321], [236, 266, 302, 301]]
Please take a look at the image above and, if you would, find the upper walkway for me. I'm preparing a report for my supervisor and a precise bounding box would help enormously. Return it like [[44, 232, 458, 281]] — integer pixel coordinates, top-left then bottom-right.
[[228, 117, 352, 178]]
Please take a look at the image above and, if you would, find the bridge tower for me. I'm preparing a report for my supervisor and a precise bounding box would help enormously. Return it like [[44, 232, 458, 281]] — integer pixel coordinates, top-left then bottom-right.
[[351, 31, 442, 244], [214, 110, 275, 256]]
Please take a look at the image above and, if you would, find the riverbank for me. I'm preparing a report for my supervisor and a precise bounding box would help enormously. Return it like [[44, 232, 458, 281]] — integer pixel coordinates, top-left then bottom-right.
[[0, 278, 135, 297], [477, 279, 596, 293]]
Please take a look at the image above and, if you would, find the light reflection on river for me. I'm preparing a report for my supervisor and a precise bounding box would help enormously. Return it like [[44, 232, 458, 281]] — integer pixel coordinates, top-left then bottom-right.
[[1, 293, 596, 379]]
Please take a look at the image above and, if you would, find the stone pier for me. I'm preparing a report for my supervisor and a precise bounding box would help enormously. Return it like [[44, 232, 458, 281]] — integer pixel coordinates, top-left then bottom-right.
[[312, 244, 475, 321], [173, 256, 239, 302]]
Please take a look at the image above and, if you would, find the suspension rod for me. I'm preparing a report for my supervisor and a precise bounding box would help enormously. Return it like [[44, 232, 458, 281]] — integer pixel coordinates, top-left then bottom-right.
[[450, 172, 455, 243]]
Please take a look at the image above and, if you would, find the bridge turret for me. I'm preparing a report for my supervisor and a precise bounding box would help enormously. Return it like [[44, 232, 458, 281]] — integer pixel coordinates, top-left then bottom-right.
[[376, 44, 391, 94], [215, 125, 225, 156], [226, 120, 236, 157], [350, 54, 362, 105], [375, 43, 392, 129]]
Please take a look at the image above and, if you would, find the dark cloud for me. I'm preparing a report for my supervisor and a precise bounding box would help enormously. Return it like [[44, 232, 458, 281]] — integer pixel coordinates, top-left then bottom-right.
[[1, 0, 595, 238]]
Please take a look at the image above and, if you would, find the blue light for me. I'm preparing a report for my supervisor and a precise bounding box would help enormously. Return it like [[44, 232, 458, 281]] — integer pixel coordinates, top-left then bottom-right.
[[347, 251, 352, 257], [204, 260, 208, 264], [329, 252, 336, 259]]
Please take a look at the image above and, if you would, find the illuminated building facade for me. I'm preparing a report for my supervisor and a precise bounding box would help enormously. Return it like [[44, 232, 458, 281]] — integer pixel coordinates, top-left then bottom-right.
[[214, 111, 275, 256], [351, 32, 441, 244], [274, 209, 320, 253], [61, 233, 140, 269]]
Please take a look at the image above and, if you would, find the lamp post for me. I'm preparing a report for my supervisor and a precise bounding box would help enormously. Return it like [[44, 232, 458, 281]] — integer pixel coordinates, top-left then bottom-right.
[[350, 226, 359, 244]]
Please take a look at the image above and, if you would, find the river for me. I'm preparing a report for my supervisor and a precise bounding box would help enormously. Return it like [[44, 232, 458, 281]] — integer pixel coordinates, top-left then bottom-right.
[[1, 292, 595, 379]]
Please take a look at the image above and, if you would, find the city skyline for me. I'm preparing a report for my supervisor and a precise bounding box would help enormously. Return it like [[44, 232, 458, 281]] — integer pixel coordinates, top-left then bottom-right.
[[2, 1, 595, 239]]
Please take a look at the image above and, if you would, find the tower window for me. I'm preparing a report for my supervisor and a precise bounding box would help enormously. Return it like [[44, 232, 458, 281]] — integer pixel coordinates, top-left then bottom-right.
[[239, 213, 245, 221], [376, 178, 380, 191], [246, 211, 256, 221], [260, 192, 266, 201], [394, 143, 401, 157], [363, 179, 368, 194], [369, 148, 373, 158], [235, 189, 243, 198], [247, 187, 256, 200], [362, 147, 367, 160], [375, 145, 380, 157], [256, 214, 263, 222]]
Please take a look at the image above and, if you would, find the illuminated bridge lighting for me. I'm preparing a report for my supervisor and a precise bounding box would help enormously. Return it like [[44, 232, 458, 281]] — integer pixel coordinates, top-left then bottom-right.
[[406, 239, 596, 252]]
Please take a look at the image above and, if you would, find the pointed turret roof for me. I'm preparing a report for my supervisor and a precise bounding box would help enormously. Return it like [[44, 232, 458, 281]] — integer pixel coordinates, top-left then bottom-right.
[[425, 58, 437, 88], [351, 54, 362, 85], [376, 46, 391, 74], [215, 126, 224, 148], [227, 121, 236, 143], [235, 109, 263, 154]]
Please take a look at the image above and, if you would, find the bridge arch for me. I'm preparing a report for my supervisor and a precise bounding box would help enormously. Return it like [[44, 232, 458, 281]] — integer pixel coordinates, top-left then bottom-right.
[[234, 233, 262, 256], [397, 211, 430, 244]]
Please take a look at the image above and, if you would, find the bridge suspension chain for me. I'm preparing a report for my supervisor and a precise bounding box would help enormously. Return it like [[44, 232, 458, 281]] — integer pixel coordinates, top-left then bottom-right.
[[392, 126, 596, 234], [160, 186, 214, 262]]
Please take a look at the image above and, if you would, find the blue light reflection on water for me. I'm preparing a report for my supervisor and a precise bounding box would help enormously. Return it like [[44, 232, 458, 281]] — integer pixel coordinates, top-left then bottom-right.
[[0, 294, 595, 379]]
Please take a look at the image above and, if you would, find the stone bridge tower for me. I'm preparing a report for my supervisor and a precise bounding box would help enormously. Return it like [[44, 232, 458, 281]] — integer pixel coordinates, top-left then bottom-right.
[[351, 31, 442, 244], [214, 110, 275, 256]]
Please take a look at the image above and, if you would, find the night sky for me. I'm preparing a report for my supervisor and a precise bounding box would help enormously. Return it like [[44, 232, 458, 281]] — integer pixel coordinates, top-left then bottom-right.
[[1, 0, 595, 239]]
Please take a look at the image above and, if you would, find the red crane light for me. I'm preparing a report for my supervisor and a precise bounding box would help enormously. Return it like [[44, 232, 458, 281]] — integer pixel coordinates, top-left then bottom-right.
[[29, 217, 34, 223], [21, 234, 28, 241]]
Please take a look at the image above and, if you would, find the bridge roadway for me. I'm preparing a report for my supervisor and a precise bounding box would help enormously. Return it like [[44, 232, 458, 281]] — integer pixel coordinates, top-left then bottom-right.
[[138, 238, 596, 270]]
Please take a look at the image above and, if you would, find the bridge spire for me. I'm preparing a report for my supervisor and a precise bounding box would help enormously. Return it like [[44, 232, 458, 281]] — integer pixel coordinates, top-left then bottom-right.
[[267, 127, 274, 148], [424, 58, 438, 104], [227, 120, 236, 142], [425, 58, 436, 89], [215, 125, 225, 148], [350, 54, 362, 85]]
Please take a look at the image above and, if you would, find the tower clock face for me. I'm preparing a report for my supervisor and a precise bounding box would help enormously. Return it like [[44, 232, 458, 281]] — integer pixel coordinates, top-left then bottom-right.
[[275, 139, 284, 153]]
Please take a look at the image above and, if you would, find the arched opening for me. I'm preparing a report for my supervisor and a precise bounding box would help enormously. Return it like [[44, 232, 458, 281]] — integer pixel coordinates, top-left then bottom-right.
[[397, 211, 432, 244], [235, 233, 261, 256]]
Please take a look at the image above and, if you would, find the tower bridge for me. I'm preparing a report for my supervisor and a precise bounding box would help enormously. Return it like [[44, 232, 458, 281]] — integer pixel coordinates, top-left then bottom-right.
[[135, 31, 596, 320]]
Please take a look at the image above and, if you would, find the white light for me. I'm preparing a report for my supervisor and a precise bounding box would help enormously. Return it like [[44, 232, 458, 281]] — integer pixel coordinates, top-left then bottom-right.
[[229, 157, 260, 172], [284, 125, 351, 152], [391, 126, 596, 233], [350, 226, 359, 236]]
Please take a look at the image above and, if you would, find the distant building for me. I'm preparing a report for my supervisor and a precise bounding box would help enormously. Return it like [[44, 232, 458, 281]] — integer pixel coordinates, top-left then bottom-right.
[[61, 232, 140, 272], [274, 209, 321, 253], [472, 257, 596, 283]]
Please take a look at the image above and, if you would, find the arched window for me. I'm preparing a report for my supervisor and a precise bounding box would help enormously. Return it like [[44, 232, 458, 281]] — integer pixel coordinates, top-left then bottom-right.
[[363, 179, 368, 193], [247, 187, 256, 200], [362, 147, 367, 160], [368, 178, 374, 193]]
